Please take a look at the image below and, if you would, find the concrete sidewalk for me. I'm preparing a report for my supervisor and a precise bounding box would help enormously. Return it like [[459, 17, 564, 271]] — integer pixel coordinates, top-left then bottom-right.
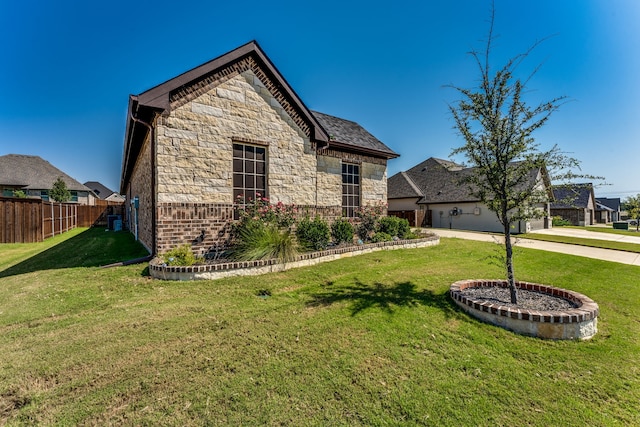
[[431, 229, 640, 266], [531, 226, 640, 244]]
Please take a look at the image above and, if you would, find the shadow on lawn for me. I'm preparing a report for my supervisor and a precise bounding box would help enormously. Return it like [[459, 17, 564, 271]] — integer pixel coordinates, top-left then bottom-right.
[[0, 228, 150, 278], [307, 279, 456, 317]]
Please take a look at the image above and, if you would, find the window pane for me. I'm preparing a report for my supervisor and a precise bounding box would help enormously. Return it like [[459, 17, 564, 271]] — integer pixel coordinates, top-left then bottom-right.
[[341, 163, 360, 217], [233, 143, 268, 204], [245, 160, 254, 174]]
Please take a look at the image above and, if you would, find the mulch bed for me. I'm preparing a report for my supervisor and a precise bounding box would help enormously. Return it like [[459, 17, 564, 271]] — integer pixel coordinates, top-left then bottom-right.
[[459, 286, 578, 311]]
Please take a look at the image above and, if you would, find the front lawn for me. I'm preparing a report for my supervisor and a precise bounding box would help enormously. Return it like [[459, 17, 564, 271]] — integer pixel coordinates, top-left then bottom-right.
[[1, 230, 638, 425]]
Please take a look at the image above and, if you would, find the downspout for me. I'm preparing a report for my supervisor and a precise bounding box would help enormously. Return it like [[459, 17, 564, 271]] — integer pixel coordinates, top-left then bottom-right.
[[130, 109, 157, 256]]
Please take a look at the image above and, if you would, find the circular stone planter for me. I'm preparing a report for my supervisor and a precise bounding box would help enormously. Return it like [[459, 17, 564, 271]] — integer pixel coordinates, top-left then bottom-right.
[[450, 279, 599, 340]]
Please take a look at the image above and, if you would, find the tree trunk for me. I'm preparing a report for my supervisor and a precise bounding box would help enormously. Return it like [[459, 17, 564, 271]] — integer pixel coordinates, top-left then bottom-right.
[[504, 222, 518, 304]]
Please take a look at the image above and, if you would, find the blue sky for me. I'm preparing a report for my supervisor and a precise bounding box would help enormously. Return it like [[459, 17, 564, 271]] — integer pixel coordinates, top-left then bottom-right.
[[1, 0, 639, 199]]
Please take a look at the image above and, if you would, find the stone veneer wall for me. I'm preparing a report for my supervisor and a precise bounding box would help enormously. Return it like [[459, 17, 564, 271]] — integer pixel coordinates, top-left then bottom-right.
[[155, 70, 317, 206], [316, 149, 388, 207]]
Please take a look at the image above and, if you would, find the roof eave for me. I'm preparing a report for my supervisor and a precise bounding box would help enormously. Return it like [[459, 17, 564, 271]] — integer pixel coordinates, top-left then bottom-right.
[[325, 140, 399, 159], [135, 40, 329, 144]]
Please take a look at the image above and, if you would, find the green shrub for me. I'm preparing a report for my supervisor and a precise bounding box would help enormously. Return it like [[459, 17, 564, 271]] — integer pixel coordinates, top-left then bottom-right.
[[331, 219, 354, 245], [296, 216, 330, 251], [355, 203, 387, 242], [552, 216, 572, 227], [371, 232, 392, 243], [376, 216, 412, 239], [396, 218, 410, 238], [163, 244, 197, 266], [230, 221, 298, 262], [377, 216, 398, 237]]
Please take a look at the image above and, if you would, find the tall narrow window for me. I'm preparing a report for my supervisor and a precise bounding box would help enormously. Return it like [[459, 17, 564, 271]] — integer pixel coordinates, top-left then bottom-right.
[[233, 143, 267, 203], [342, 162, 360, 217]]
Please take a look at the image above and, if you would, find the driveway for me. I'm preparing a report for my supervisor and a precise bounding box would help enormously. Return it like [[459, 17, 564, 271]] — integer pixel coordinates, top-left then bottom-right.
[[431, 228, 640, 267]]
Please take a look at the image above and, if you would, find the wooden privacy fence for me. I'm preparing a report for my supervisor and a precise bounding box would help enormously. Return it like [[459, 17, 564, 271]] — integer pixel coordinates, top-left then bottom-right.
[[0, 198, 124, 243]]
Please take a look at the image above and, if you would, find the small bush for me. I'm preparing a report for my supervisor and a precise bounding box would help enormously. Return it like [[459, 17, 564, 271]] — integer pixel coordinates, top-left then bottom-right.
[[163, 244, 197, 266], [331, 219, 354, 245], [355, 203, 386, 241], [296, 217, 330, 251], [396, 218, 410, 238], [376, 216, 411, 239], [371, 232, 392, 243], [552, 216, 572, 227]]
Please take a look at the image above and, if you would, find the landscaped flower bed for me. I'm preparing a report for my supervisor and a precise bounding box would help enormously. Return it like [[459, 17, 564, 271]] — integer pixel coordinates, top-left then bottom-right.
[[150, 235, 439, 281], [155, 197, 437, 280]]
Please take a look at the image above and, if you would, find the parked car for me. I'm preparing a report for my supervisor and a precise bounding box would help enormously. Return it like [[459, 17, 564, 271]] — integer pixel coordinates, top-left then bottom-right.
[[627, 219, 638, 226]]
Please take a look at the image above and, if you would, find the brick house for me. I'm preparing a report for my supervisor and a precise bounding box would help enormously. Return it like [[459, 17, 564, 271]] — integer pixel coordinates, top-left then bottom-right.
[[388, 157, 552, 233], [120, 41, 398, 256], [551, 183, 596, 226]]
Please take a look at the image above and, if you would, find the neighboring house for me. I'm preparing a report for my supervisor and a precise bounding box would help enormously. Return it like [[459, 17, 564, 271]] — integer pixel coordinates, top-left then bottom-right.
[[0, 154, 96, 205], [120, 41, 398, 256], [84, 181, 125, 202], [388, 157, 552, 233], [550, 183, 596, 226], [595, 197, 621, 223]]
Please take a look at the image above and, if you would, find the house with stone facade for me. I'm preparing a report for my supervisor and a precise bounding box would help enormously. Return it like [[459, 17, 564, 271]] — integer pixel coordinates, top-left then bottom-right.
[[120, 41, 398, 256], [388, 157, 552, 233], [0, 154, 96, 204]]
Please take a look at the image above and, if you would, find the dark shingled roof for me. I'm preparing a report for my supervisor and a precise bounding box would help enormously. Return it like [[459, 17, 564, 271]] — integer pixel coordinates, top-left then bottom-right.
[[0, 154, 91, 192], [312, 111, 398, 159], [389, 157, 548, 204], [595, 197, 621, 211], [551, 183, 594, 209], [387, 171, 423, 199], [84, 181, 116, 199]]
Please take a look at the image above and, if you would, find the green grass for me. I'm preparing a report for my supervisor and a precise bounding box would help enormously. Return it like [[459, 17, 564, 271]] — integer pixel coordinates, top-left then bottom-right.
[[1, 231, 639, 425]]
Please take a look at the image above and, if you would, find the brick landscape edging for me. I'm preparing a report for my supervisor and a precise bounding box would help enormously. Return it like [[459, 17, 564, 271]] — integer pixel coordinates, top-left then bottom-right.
[[450, 279, 599, 340], [150, 235, 439, 281]]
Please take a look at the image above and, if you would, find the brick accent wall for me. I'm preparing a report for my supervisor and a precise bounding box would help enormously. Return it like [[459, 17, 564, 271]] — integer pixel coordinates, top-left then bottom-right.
[[156, 202, 345, 256]]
